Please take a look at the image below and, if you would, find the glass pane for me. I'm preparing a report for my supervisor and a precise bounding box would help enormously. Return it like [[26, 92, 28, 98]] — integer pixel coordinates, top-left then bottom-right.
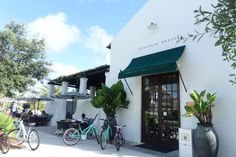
[[162, 84, 167, 92], [172, 91, 177, 98], [167, 84, 172, 91], [173, 84, 177, 90]]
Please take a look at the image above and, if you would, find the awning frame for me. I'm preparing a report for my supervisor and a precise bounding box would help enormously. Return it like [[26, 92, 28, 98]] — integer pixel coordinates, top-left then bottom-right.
[[119, 45, 187, 93], [118, 46, 185, 79]]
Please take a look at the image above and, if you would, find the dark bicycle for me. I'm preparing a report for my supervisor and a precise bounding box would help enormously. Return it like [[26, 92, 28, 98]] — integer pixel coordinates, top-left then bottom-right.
[[114, 125, 126, 151], [0, 128, 10, 154]]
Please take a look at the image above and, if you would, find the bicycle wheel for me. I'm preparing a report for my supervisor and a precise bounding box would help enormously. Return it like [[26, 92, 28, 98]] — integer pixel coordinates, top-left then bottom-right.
[[93, 128, 100, 144], [28, 129, 40, 151], [119, 133, 124, 146], [114, 135, 120, 151], [100, 129, 108, 150], [63, 128, 80, 146], [8, 129, 24, 147], [0, 133, 10, 154]]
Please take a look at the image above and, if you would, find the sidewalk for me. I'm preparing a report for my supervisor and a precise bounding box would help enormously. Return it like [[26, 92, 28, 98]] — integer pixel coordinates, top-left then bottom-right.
[[3, 126, 178, 157]]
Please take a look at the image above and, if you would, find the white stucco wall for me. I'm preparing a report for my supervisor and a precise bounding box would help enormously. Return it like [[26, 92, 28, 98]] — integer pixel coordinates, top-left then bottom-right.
[[45, 99, 66, 126], [106, 0, 236, 156], [45, 99, 106, 133]]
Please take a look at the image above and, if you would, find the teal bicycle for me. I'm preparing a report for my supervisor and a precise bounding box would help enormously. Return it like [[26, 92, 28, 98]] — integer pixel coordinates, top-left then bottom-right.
[[63, 113, 99, 146], [100, 119, 113, 150]]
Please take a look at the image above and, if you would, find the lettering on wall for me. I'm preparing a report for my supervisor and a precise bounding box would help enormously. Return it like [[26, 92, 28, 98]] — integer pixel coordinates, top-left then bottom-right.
[[138, 35, 182, 51]]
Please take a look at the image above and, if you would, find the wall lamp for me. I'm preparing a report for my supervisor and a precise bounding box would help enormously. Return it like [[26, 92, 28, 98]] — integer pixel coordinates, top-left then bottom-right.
[[147, 22, 157, 30]]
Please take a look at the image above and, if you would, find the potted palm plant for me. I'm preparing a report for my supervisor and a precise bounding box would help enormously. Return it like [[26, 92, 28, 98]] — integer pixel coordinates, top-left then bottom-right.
[[90, 80, 129, 141], [184, 90, 219, 157]]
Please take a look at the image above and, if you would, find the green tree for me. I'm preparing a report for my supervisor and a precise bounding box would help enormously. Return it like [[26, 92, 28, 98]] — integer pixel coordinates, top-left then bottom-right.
[[38, 85, 61, 97], [18, 85, 61, 111], [182, 0, 236, 84], [0, 21, 51, 97]]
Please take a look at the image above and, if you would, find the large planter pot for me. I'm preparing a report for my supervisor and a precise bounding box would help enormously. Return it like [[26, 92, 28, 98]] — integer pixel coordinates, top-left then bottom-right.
[[193, 123, 219, 157]]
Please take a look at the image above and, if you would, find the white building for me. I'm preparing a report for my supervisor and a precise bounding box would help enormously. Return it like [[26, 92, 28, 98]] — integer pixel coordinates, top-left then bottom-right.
[[105, 0, 236, 157], [45, 0, 235, 156]]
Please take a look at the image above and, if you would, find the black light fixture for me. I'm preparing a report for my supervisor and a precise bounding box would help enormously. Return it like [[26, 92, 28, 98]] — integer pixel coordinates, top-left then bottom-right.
[[147, 22, 157, 30]]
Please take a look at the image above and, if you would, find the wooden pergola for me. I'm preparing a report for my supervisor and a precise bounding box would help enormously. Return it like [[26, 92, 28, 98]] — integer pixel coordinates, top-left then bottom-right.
[[48, 64, 110, 90]]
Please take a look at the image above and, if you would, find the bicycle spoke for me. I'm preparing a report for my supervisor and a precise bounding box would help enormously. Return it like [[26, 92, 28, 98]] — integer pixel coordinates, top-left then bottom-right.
[[100, 130, 107, 150], [0, 133, 10, 154], [8, 129, 24, 147], [63, 128, 80, 146], [28, 129, 40, 151]]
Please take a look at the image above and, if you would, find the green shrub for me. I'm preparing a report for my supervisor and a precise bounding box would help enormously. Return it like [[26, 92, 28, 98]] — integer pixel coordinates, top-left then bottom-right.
[[0, 112, 15, 133], [91, 80, 129, 118]]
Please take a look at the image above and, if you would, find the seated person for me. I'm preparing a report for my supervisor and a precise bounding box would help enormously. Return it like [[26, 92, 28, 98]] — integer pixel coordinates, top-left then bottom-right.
[[27, 110, 33, 118], [23, 110, 34, 125], [80, 113, 88, 130], [21, 109, 28, 120]]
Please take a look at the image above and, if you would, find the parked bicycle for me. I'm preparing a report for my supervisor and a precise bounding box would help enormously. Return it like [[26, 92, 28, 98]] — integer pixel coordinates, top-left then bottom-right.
[[8, 119, 40, 150], [114, 125, 126, 151], [0, 128, 10, 154], [100, 119, 113, 150], [63, 113, 100, 146]]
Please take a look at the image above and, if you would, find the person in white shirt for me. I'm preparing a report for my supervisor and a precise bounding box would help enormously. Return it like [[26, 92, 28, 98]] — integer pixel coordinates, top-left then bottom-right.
[[11, 102, 18, 117]]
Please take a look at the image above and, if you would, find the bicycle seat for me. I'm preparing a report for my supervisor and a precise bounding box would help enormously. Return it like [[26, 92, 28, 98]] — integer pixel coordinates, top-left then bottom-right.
[[114, 125, 126, 129]]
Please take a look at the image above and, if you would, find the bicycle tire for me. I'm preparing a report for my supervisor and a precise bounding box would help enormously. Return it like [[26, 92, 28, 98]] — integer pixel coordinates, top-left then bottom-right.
[[63, 128, 80, 146], [93, 128, 100, 144], [114, 135, 120, 151], [28, 129, 40, 151], [119, 133, 124, 146], [8, 129, 24, 147], [0, 133, 10, 154], [100, 129, 107, 150]]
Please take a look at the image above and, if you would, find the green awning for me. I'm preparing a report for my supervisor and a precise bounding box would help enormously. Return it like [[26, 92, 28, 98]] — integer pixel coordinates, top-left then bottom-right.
[[118, 46, 185, 79]]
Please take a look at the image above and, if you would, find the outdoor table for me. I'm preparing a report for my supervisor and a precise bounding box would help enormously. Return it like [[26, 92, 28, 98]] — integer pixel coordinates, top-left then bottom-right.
[[56, 120, 80, 131], [30, 116, 49, 126]]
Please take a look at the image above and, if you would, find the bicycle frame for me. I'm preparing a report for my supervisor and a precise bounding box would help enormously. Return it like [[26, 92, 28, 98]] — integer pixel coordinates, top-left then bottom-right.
[[115, 125, 125, 135], [79, 123, 97, 140], [99, 119, 114, 150], [15, 120, 31, 140], [103, 125, 112, 141], [114, 125, 125, 151]]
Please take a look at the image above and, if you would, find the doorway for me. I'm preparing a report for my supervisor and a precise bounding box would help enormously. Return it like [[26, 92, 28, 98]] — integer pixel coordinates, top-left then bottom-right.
[[142, 72, 180, 150]]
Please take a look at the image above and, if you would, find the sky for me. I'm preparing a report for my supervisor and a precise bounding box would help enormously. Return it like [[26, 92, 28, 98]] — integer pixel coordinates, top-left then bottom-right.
[[0, 0, 147, 81]]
